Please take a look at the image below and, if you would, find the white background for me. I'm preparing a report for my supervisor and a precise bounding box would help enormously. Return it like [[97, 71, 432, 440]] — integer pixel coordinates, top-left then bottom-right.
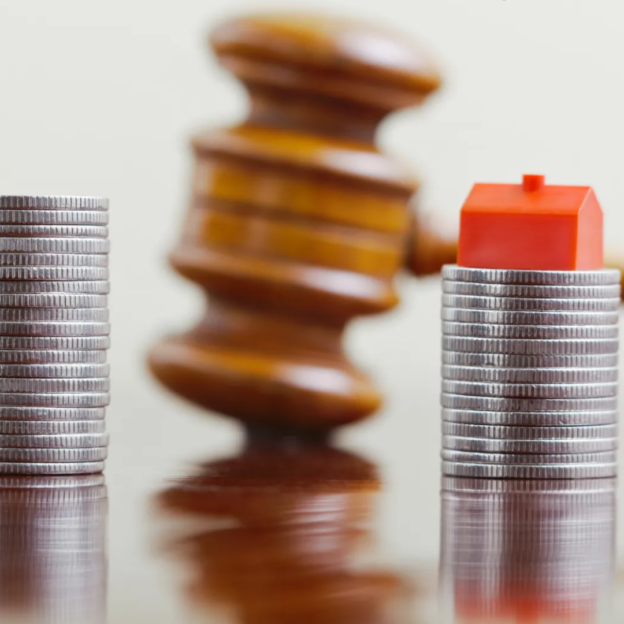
[[1, 1, 624, 618]]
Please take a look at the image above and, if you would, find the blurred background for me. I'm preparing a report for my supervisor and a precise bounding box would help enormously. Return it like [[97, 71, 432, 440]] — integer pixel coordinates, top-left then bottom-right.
[[1, 1, 624, 621]]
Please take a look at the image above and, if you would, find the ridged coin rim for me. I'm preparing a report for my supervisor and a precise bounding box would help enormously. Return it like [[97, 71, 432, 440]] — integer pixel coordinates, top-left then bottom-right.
[[0, 238, 109, 253], [442, 280, 621, 299], [0, 473, 105, 488], [0, 461, 105, 474], [0, 336, 109, 350], [441, 461, 617, 479], [442, 435, 618, 454], [442, 322, 618, 340], [0, 433, 109, 449], [0, 420, 105, 434], [442, 379, 618, 399], [441, 308, 619, 326], [0, 378, 110, 393], [0, 350, 107, 364], [0, 281, 109, 294], [441, 393, 618, 412], [0, 225, 107, 238], [0, 210, 108, 225], [440, 475, 617, 494], [0, 266, 108, 281], [0, 393, 109, 407], [0, 294, 107, 308], [442, 422, 618, 440], [442, 365, 618, 384], [0, 447, 108, 462], [443, 336, 619, 355], [0, 363, 109, 378], [442, 266, 621, 286], [0, 407, 105, 420], [0, 196, 108, 211], [443, 294, 620, 312], [0, 322, 110, 337], [442, 351, 618, 369], [0, 253, 108, 267], [0, 308, 108, 322], [441, 448, 617, 465], [441, 408, 618, 426]]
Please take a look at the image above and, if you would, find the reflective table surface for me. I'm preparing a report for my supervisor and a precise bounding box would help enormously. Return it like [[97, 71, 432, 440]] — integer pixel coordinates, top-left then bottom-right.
[[1, 410, 623, 624]]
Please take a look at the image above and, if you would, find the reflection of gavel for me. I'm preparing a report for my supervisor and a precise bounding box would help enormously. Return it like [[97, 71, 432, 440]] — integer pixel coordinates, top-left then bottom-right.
[[148, 13, 457, 432], [156, 442, 410, 624]]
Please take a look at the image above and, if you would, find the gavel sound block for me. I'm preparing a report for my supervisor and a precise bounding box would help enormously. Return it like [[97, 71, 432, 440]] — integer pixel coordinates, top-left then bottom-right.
[[149, 13, 457, 431]]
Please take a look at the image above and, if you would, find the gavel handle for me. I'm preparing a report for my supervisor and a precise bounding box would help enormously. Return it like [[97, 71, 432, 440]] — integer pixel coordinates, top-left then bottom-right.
[[404, 210, 458, 277]]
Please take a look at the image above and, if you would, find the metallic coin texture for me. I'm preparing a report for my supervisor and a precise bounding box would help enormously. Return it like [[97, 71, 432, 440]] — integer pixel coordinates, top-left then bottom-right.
[[442, 365, 618, 384], [443, 336, 618, 355], [441, 449, 617, 465], [442, 435, 617, 454], [0, 461, 104, 475], [442, 422, 618, 440], [441, 461, 617, 479], [441, 393, 618, 412], [0, 393, 109, 407], [0, 238, 109, 254], [441, 408, 619, 427], [0, 266, 108, 281], [0, 363, 109, 378], [441, 307, 619, 326], [0, 378, 109, 394], [0, 350, 107, 365], [0, 474, 105, 488], [0, 196, 108, 210], [0, 225, 108, 238], [0, 280, 109, 294], [0, 293, 107, 308], [442, 322, 618, 340], [0, 420, 105, 435], [442, 350, 618, 369], [440, 475, 618, 494], [0, 210, 108, 225], [443, 294, 620, 312], [442, 380, 618, 399], [0, 407, 105, 421], [0, 433, 108, 449], [0, 308, 108, 322], [442, 280, 621, 299], [0, 321, 110, 337], [0, 447, 107, 462], [0, 336, 109, 350], [0, 253, 108, 267], [442, 266, 621, 286]]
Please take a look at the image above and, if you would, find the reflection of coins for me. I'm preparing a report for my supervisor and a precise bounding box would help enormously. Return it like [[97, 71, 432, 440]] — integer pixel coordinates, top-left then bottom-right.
[[443, 336, 618, 355], [442, 351, 618, 369], [442, 422, 618, 440], [442, 322, 618, 340], [442, 365, 618, 384], [443, 280, 621, 299], [441, 307, 619, 326], [442, 266, 621, 286], [442, 408, 619, 427], [442, 380, 618, 399], [441, 393, 618, 412], [0, 461, 105, 475], [442, 435, 617, 454], [441, 461, 617, 479], [0, 433, 108, 448], [441, 449, 617, 465], [443, 294, 620, 312]]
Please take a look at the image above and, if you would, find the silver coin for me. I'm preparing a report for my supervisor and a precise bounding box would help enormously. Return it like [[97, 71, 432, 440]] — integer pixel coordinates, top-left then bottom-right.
[[0, 308, 108, 322], [0, 266, 108, 281], [442, 266, 621, 286], [0, 281, 109, 294], [0, 293, 107, 308], [443, 336, 618, 355], [0, 336, 109, 350], [441, 449, 617, 465], [0, 407, 105, 420], [0, 461, 104, 475], [0, 447, 107, 462], [441, 476, 617, 494], [442, 280, 621, 299], [0, 433, 108, 449], [441, 307, 619, 326], [442, 408, 619, 426], [0, 210, 108, 226], [442, 350, 618, 369], [0, 253, 108, 267], [443, 422, 618, 440], [442, 322, 618, 340], [441, 393, 618, 412], [0, 321, 110, 337], [441, 461, 617, 479], [0, 393, 109, 407], [442, 380, 618, 399], [0, 225, 107, 238], [0, 474, 105, 488], [0, 363, 108, 378], [0, 420, 105, 435], [442, 435, 617, 454], [443, 294, 620, 312], [0, 350, 107, 364], [0, 378, 109, 394], [442, 365, 618, 384], [0, 238, 109, 254], [0, 196, 108, 211]]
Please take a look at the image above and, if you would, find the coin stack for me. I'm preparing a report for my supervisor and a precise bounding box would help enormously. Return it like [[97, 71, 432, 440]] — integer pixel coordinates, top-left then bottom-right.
[[0, 196, 109, 475], [441, 265, 620, 479]]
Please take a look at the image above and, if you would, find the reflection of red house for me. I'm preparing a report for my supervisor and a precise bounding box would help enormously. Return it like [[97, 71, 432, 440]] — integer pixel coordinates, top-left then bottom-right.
[[458, 174, 603, 271]]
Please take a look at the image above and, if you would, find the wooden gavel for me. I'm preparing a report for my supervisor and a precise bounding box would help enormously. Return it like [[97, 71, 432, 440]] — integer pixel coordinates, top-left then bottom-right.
[[148, 13, 457, 432]]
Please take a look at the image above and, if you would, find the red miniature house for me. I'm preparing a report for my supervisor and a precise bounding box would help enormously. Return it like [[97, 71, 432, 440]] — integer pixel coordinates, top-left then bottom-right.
[[457, 175, 603, 271]]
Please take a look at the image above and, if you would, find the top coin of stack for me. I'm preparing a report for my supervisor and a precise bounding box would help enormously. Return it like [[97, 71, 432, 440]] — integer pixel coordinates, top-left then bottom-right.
[[441, 175, 619, 479], [0, 196, 110, 475]]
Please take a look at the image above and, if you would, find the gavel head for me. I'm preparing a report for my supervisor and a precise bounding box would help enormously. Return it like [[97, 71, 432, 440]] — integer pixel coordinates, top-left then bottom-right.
[[149, 12, 453, 432]]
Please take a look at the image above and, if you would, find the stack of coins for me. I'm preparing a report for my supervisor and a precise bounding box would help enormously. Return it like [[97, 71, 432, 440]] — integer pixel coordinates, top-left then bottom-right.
[[0, 196, 109, 475], [441, 265, 620, 479]]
